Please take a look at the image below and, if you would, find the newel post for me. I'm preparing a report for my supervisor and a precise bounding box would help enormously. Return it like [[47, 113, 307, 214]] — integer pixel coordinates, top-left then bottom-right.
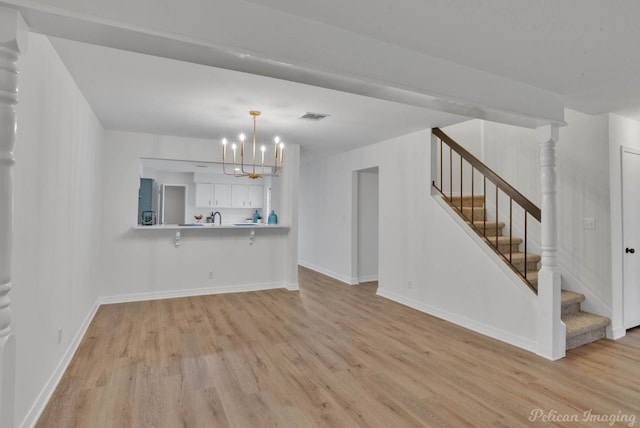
[[536, 124, 566, 360], [0, 6, 27, 426]]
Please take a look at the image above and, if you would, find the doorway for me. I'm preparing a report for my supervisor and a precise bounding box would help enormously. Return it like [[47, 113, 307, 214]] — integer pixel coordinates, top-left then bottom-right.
[[160, 184, 187, 225], [355, 167, 379, 283], [622, 148, 640, 329]]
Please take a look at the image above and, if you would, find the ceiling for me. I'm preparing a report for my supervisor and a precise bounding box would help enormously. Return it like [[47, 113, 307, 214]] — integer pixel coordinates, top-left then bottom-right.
[[241, 0, 640, 116], [27, 1, 640, 162], [49, 37, 466, 163]]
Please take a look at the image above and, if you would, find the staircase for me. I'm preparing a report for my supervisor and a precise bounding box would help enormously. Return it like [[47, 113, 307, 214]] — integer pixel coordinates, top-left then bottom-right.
[[449, 195, 610, 350]]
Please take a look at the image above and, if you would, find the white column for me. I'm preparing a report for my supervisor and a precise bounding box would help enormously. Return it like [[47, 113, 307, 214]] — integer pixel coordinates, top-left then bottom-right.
[[0, 6, 26, 427], [536, 124, 566, 360]]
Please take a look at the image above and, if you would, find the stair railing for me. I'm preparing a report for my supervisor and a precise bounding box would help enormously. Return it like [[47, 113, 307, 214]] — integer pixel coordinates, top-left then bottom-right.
[[432, 127, 541, 292]]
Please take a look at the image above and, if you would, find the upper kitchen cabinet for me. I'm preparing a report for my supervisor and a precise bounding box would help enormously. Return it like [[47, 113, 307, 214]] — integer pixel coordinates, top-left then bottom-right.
[[231, 184, 263, 208], [195, 182, 213, 208], [248, 185, 263, 208], [214, 183, 231, 208]]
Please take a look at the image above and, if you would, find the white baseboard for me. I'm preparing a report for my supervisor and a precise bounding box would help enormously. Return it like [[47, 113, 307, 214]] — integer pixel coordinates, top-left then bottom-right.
[[98, 282, 289, 305], [285, 282, 300, 291], [358, 275, 379, 283], [298, 260, 358, 285], [19, 299, 100, 428], [376, 288, 538, 355], [610, 324, 626, 340]]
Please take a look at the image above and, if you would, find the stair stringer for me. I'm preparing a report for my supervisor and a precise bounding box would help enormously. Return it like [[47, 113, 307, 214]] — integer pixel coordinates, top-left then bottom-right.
[[411, 194, 540, 353]]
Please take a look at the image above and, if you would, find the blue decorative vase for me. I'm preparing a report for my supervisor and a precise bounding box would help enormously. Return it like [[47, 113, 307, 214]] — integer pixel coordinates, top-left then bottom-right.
[[252, 210, 261, 223], [268, 210, 278, 224]]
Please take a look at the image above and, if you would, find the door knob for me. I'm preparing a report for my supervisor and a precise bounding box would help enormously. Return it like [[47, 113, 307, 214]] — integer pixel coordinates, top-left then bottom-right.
[[626, 248, 635, 254]]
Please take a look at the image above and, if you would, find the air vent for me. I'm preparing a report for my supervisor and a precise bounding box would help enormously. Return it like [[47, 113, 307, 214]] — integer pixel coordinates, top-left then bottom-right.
[[300, 112, 329, 121], [195, 164, 208, 168]]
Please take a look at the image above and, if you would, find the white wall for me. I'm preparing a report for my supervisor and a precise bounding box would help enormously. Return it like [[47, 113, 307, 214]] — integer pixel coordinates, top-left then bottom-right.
[[98, 130, 299, 299], [12, 33, 105, 426], [10, 33, 300, 426], [299, 130, 538, 352], [443, 110, 612, 316]]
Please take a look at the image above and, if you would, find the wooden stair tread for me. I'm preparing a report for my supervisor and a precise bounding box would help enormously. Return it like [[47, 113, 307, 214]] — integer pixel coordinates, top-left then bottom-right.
[[563, 311, 610, 338]]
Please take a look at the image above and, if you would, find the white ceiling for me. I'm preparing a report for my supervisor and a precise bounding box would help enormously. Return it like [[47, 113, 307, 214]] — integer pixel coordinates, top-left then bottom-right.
[[242, 0, 640, 116], [34, 1, 640, 162], [49, 37, 466, 162]]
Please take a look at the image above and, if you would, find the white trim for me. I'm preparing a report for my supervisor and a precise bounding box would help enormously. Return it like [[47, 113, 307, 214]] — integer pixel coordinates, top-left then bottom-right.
[[284, 282, 299, 291], [620, 146, 640, 332], [376, 287, 537, 354], [19, 300, 101, 428], [298, 260, 358, 285], [98, 282, 289, 305], [358, 275, 379, 283]]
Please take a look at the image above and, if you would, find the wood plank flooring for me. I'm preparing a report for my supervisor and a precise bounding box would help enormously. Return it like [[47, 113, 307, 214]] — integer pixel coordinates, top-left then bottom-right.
[[37, 266, 640, 427]]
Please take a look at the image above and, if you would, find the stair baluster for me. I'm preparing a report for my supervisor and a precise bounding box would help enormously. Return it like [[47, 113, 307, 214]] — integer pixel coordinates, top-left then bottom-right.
[[432, 127, 541, 292]]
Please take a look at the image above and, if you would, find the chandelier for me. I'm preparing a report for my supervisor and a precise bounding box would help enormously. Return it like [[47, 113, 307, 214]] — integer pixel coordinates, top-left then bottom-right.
[[221, 110, 284, 179]]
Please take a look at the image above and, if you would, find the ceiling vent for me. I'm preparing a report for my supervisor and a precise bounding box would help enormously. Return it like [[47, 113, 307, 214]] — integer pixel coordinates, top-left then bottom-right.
[[300, 112, 329, 121]]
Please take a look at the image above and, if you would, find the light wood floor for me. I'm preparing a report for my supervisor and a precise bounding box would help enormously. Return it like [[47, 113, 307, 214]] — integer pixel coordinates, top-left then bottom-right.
[[37, 267, 640, 427]]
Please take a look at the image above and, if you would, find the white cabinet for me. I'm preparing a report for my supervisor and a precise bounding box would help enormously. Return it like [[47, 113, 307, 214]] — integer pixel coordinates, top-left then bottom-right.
[[194, 177, 263, 210], [248, 185, 263, 208], [231, 184, 248, 208], [195, 183, 213, 208], [213, 184, 231, 208], [230, 184, 264, 208]]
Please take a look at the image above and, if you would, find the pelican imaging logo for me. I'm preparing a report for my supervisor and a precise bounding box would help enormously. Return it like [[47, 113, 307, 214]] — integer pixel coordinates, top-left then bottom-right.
[[529, 409, 636, 426]]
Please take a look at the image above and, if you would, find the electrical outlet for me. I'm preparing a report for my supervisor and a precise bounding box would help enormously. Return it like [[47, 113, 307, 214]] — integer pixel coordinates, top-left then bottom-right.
[[407, 280, 413, 289], [57, 328, 62, 344], [209, 271, 214, 279], [584, 218, 596, 229]]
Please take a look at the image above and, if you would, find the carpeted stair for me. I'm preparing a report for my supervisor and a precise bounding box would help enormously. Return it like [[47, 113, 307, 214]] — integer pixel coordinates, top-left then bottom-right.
[[447, 195, 610, 350], [562, 290, 610, 350]]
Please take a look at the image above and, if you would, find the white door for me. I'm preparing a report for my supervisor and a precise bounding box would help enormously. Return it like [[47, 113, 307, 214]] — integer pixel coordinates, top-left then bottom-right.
[[623, 148, 640, 328]]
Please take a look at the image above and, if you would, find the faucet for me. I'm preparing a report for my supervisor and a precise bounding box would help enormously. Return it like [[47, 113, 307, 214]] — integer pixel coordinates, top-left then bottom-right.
[[212, 211, 222, 225]]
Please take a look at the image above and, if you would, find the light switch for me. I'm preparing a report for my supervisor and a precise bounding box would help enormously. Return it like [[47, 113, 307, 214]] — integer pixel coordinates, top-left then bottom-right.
[[584, 218, 596, 229]]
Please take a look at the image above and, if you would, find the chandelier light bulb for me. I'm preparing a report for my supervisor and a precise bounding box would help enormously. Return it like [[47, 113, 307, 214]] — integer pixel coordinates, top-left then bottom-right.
[[220, 110, 284, 179]]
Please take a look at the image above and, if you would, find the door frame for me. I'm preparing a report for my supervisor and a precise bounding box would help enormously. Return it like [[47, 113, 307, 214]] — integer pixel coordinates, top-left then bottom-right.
[[351, 166, 380, 284], [621, 147, 640, 329], [160, 183, 188, 224]]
